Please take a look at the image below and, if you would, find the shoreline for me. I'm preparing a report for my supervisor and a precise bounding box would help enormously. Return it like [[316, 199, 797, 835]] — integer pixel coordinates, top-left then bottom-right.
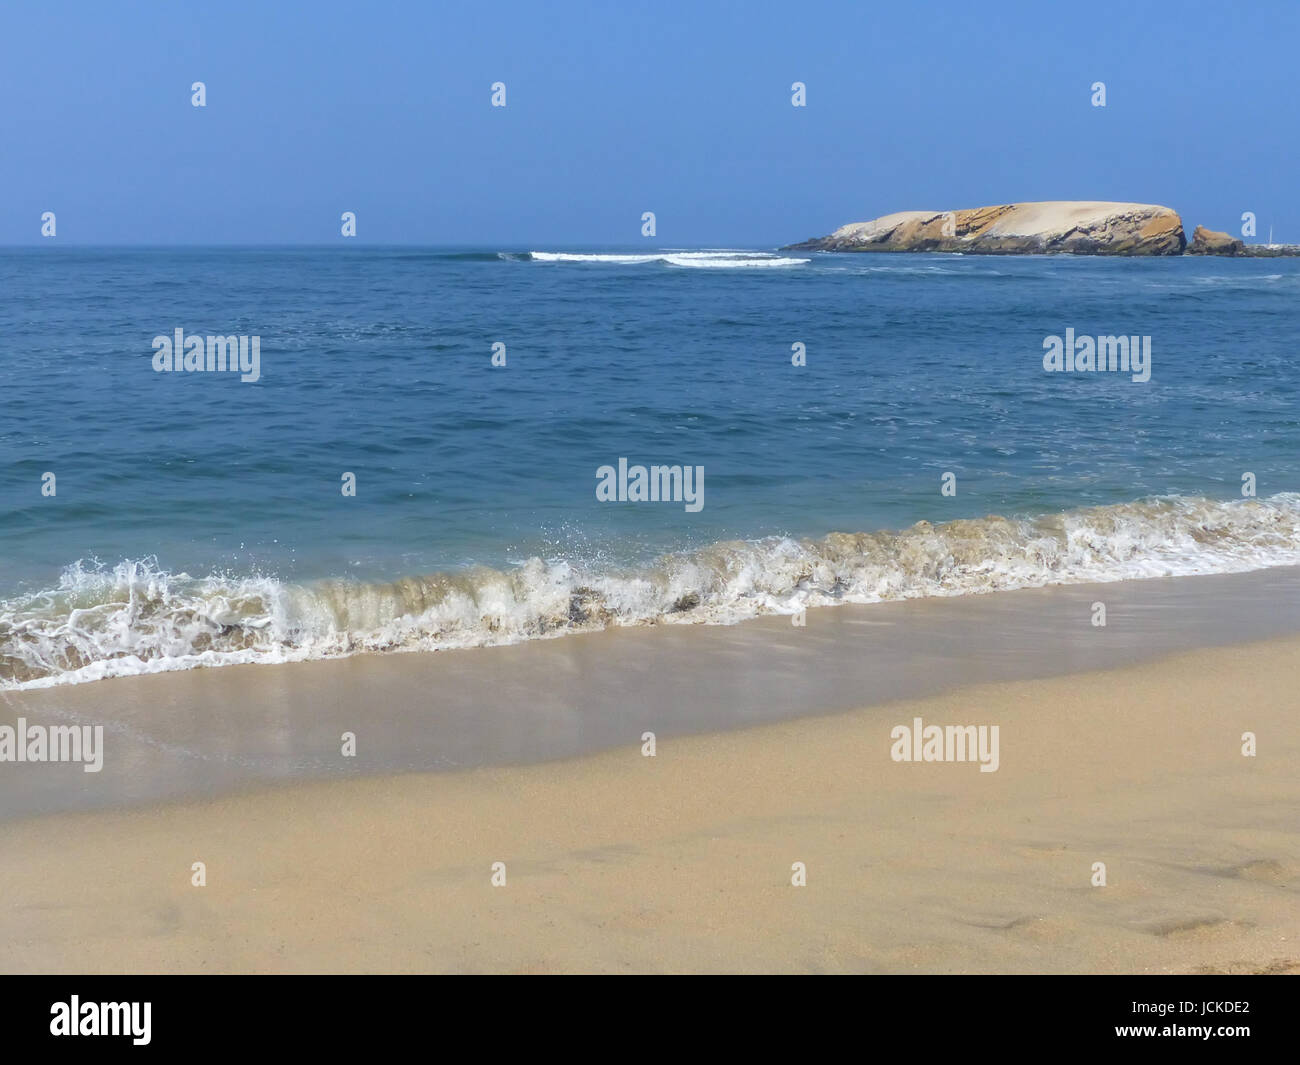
[[2, 632, 1297, 973], [6, 564, 1300, 820]]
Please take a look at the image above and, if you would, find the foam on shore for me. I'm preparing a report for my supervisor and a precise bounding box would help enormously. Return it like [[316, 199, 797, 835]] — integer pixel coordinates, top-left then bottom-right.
[[5, 493, 1300, 689]]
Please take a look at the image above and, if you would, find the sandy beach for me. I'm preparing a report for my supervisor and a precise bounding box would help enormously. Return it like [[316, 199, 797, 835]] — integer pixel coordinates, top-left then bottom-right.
[[8, 0, 1300, 1023], [3, 625, 1297, 974]]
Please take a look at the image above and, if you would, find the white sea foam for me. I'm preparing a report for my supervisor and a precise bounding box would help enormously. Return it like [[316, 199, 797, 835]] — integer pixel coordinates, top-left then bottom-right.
[[5, 494, 1300, 689], [527, 250, 809, 268], [662, 254, 810, 269]]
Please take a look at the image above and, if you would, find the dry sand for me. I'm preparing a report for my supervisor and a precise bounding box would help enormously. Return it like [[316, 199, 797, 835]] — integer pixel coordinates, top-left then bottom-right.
[[2, 636, 1297, 974]]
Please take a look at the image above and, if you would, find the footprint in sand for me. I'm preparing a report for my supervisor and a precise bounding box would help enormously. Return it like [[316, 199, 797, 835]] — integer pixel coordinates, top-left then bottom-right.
[[967, 914, 1074, 941], [1222, 858, 1292, 885], [1141, 915, 1249, 940]]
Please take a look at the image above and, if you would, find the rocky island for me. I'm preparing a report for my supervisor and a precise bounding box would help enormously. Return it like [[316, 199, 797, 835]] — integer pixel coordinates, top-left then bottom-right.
[[784, 201, 1299, 257]]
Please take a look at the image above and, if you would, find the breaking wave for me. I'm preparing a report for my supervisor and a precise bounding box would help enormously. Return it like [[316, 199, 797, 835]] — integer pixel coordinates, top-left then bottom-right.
[[5, 493, 1300, 689], [524, 250, 809, 268]]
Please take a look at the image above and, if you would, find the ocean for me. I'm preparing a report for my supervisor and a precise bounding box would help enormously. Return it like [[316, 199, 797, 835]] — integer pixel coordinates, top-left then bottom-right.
[[3, 246, 1299, 688]]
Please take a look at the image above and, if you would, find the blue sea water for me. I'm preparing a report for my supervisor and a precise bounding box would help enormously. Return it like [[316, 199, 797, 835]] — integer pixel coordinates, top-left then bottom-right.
[[3, 246, 1300, 685]]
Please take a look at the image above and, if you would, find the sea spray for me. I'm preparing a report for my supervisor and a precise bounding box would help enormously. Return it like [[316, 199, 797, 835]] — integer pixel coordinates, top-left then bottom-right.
[[5, 493, 1300, 689]]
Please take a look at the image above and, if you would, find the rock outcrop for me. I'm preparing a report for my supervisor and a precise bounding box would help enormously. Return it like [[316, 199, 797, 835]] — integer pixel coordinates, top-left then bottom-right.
[[1188, 225, 1245, 255], [785, 201, 1187, 256]]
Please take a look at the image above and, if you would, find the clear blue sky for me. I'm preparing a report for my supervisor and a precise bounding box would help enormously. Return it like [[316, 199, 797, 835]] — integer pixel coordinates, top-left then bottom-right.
[[2, 0, 1296, 245]]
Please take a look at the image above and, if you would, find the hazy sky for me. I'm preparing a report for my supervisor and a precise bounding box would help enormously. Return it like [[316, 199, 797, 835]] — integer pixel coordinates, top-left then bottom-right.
[[2, 0, 1296, 245]]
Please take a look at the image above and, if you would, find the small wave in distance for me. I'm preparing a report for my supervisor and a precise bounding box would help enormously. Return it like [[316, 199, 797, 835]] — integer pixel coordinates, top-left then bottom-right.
[[522, 250, 810, 268]]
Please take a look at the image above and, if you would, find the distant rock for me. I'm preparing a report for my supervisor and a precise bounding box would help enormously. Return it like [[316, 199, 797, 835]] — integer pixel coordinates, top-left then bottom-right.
[[784, 201, 1187, 256], [1188, 225, 1244, 255], [1240, 243, 1300, 257]]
